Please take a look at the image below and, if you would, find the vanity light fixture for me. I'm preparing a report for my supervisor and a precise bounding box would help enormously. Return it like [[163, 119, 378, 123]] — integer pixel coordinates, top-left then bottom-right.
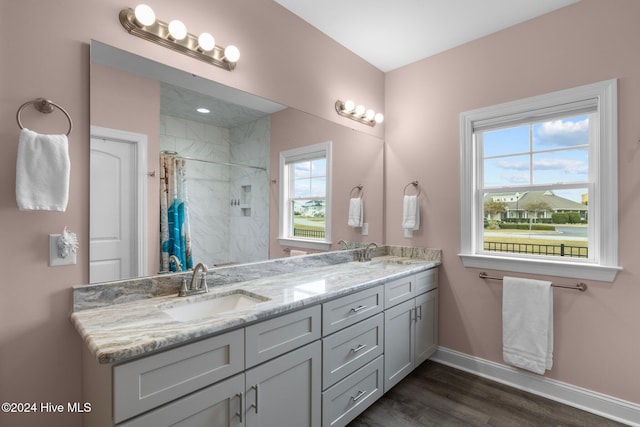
[[119, 4, 240, 71], [335, 100, 384, 126]]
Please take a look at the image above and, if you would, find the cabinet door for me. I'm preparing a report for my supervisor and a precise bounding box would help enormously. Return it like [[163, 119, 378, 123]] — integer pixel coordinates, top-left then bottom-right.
[[245, 341, 321, 427], [383, 298, 415, 392], [117, 373, 244, 427], [415, 289, 438, 366]]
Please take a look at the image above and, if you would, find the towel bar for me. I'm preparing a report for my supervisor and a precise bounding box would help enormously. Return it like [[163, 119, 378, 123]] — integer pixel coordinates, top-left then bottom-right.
[[349, 185, 364, 198], [403, 180, 421, 197], [16, 98, 73, 136], [479, 272, 587, 291]]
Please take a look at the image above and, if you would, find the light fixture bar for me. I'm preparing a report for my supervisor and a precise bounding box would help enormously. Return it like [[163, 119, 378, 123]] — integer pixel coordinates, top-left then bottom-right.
[[335, 100, 384, 127], [119, 7, 238, 71]]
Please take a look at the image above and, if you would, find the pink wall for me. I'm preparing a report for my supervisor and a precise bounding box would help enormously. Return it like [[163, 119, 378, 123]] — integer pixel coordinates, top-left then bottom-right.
[[385, 0, 640, 404], [269, 108, 385, 257], [0, 1, 382, 426]]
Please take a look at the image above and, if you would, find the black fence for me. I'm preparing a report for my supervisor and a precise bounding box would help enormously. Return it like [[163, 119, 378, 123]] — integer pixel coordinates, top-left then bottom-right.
[[484, 241, 588, 258], [293, 228, 325, 239]]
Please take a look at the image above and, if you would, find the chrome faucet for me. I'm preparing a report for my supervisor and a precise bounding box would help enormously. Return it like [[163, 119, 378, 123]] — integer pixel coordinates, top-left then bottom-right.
[[337, 240, 351, 250], [362, 242, 378, 262], [168, 255, 182, 272], [178, 262, 209, 297]]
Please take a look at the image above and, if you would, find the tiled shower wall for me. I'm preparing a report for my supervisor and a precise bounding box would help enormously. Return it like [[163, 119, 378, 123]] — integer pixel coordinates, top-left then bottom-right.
[[160, 115, 269, 267]]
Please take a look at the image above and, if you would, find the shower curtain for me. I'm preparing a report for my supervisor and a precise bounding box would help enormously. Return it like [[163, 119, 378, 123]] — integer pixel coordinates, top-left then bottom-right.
[[160, 154, 193, 272]]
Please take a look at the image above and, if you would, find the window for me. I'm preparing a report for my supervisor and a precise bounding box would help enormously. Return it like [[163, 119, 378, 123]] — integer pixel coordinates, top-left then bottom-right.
[[279, 142, 332, 250], [459, 80, 621, 281]]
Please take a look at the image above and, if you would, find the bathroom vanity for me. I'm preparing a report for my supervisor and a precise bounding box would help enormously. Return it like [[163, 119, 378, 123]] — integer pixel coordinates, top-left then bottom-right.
[[71, 247, 440, 427]]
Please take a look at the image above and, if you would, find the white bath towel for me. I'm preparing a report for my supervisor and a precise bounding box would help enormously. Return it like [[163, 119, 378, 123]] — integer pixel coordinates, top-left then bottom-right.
[[16, 128, 70, 211], [402, 195, 420, 237], [502, 276, 553, 374], [348, 197, 363, 227]]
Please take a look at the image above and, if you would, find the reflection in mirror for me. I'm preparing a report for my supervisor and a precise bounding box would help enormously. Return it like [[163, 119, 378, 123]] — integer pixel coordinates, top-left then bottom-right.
[[90, 40, 384, 284], [158, 82, 273, 270]]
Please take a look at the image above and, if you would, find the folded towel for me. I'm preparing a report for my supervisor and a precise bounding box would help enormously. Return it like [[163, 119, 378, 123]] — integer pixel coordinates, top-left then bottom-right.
[[289, 249, 307, 257], [402, 195, 420, 237], [502, 276, 553, 374], [16, 128, 70, 211], [348, 197, 363, 227]]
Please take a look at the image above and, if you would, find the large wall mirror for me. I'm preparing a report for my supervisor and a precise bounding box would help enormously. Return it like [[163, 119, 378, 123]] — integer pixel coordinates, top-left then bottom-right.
[[89, 40, 384, 284]]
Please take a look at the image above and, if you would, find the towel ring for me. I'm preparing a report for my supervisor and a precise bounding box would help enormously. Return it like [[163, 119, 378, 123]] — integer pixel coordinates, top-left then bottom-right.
[[350, 185, 364, 199], [403, 180, 421, 197], [16, 98, 73, 136]]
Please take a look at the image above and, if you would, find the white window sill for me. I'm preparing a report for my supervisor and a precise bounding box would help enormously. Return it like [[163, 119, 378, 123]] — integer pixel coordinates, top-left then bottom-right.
[[459, 253, 622, 282], [278, 237, 332, 252]]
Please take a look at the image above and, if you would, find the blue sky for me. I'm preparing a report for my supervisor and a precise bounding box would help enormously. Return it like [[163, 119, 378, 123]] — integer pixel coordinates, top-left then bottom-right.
[[482, 115, 589, 202], [293, 159, 326, 198]]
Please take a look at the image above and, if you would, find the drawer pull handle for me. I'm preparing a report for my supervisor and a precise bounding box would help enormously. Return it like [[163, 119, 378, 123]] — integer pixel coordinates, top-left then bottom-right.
[[351, 344, 367, 353], [250, 384, 259, 414], [417, 305, 423, 320], [351, 390, 366, 402], [351, 305, 367, 313], [235, 392, 243, 422]]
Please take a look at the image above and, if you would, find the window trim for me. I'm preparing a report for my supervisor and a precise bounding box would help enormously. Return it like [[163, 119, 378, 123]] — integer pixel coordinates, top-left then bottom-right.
[[278, 141, 332, 251], [459, 79, 621, 282]]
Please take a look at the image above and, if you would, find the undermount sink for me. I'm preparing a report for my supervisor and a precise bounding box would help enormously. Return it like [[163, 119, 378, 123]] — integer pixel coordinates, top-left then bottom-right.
[[163, 291, 270, 322]]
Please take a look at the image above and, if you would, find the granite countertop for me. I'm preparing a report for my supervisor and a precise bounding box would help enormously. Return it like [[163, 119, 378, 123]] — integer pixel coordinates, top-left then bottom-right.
[[71, 247, 440, 365]]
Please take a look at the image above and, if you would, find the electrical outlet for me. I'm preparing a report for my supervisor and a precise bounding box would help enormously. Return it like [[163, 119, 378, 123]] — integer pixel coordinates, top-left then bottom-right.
[[362, 223, 369, 236], [49, 234, 77, 266]]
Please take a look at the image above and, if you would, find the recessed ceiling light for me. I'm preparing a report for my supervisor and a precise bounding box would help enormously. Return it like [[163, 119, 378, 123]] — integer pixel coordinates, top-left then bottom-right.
[[197, 107, 210, 114]]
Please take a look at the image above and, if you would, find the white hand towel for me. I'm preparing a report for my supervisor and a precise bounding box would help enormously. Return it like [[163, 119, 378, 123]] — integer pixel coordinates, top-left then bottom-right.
[[502, 276, 553, 375], [402, 195, 420, 237], [16, 128, 70, 211], [348, 197, 363, 227], [289, 249, 307, 257]]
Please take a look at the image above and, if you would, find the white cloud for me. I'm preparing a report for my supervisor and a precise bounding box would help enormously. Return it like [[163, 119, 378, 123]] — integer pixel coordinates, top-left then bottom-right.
[[535, 118, 589, 146]]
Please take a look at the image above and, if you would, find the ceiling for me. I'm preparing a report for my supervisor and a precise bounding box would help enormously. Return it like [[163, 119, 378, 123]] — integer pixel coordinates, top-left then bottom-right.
[[274, 0, 581, 72]]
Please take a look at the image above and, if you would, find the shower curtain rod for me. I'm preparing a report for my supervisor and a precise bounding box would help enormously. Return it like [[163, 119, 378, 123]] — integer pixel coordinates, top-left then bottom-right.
[[161, 150, 267, 171]]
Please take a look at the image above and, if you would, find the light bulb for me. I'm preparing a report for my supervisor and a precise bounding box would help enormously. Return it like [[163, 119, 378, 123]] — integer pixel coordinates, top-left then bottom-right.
[[365, 109, 376, 121], [134, 4, 155, 27], [374, 113, 384, 124], [197, 107, 210, 114], [343, 100, 355, 112], [355, 105, 366, 117], [197, 33, 215, 52], [168, 20, 187, 41], [223, 45, 240, 62]]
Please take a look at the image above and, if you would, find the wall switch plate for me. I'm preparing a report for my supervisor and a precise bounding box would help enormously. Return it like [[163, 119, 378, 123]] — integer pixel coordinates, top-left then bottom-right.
[[361, 223, 369, 236], [49, 234, 77, 266]]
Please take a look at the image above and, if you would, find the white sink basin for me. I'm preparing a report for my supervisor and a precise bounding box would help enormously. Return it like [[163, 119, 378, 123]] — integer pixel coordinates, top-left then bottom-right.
[[163, 291, 269, 322]]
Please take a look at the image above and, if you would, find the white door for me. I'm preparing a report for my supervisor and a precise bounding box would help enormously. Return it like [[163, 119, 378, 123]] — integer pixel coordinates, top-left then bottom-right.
[[90, 136, 137, 283]]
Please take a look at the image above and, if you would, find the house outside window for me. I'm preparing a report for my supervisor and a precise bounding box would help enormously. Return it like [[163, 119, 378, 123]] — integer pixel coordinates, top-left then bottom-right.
[[278, 141, 332, 251], [459, 80, 621, 282]]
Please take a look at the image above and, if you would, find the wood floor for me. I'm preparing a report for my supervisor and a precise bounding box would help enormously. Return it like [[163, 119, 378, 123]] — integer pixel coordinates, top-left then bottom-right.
[[348, 361, 628, 427]]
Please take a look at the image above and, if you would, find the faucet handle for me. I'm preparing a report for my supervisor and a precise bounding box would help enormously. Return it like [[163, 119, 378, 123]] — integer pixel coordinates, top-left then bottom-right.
[[199, 272, 209, 292]]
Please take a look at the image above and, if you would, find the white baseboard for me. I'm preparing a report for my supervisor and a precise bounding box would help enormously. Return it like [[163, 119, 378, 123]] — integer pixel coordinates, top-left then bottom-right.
[[431, 347, 640, 427]]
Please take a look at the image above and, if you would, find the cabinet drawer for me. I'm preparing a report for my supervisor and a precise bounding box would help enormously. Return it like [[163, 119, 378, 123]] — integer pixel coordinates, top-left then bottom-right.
[[245, 305, 321, 368], [113, 328, 244, 424], [322, 285, 383, 336], [322, 355, 384, 427], [414, 268, 438, 295], [117, 373, 244, 427], [384, 275, 415, 308], [322, 313, 383, 389]]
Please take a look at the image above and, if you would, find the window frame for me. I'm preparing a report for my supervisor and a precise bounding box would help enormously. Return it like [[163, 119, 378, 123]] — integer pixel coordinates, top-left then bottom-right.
[[278, 141, 332, 251], [459, 79, 621, 282]]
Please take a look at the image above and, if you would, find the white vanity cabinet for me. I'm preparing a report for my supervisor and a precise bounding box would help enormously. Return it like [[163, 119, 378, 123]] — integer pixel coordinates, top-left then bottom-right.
[[384, 269, 438, 392], [321, 286, 385, 427], [117, 374, 245, 427], [243, 306, 322, 427]]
